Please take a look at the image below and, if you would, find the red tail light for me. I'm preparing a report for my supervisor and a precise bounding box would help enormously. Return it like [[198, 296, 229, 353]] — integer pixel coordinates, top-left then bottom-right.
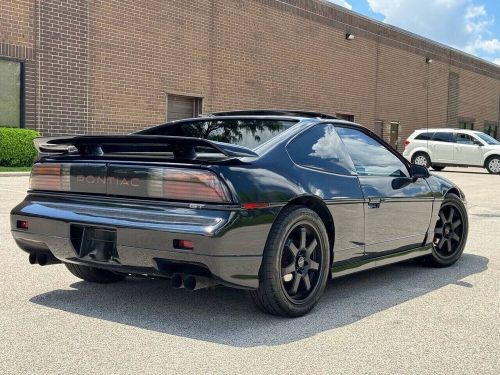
[[149, 168, 231, 203], [30, 163, 70, 191], [404, 140, 410, 148]]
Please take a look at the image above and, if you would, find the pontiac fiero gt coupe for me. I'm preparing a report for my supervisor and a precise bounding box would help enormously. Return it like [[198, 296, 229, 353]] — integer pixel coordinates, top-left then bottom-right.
[[11, 110, 468, 317]]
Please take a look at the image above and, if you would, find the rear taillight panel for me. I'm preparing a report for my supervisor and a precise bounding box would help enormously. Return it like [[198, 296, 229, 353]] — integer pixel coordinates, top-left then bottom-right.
[[404, 140, 410, 148], [29, 163, 231, 204]]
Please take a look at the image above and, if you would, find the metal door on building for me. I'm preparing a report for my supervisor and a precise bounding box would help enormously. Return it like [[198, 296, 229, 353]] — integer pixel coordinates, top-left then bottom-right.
[[166, 94, 202, 122], [389, 122, 400, 150]]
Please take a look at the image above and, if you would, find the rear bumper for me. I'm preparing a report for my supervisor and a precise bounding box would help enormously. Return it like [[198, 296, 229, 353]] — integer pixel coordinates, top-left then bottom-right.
[[11, 194, 278, 289]]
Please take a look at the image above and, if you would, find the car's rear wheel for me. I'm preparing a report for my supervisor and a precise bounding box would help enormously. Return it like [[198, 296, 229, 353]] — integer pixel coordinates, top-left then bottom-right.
[[249, 206, 330, 317], [412, 152, 431, 168], [432, 165, 445, 171], [65, 263, 126, 283], [421, 194, 468, 267], [486, 156, 500, 174]]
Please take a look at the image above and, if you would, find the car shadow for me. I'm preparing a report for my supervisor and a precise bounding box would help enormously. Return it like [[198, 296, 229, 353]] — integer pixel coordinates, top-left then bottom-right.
[[30, 253, 488, 347], [435, 169, 488, 175]]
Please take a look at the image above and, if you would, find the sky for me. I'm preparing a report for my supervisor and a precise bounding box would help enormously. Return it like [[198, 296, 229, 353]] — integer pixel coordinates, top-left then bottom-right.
[[326, 0, 500, 65]]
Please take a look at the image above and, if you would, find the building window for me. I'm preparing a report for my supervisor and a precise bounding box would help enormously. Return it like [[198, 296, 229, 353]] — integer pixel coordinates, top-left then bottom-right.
[[336, 113, 354, 122], [484, 122, 498, 140], [166, 94, 202, 122], [458, 120, 474, 130], [0, 59, 23, 127]]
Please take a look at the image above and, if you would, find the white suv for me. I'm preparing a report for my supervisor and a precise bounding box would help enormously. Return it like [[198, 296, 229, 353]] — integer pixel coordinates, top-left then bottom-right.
[[403, 128, 500, 174]]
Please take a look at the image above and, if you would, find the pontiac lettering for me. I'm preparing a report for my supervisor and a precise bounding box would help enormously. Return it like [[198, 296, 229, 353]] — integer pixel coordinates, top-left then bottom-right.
[[76, 175, 140, 187]]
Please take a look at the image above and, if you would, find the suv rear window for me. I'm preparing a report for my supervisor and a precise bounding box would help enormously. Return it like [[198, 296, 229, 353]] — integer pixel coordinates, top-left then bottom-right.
[[431, 132, 454, 143], [139, 119, 298, 149], [415, 132, 433, 140]]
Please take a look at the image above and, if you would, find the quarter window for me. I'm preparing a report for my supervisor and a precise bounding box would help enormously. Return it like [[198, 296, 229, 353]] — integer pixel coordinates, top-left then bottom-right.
[[335, 127, 409, 177], [415, 132, 433, 140], [432, 132, 454, 143], [287, 124, 356, 175], [0, 59, 22, 128]]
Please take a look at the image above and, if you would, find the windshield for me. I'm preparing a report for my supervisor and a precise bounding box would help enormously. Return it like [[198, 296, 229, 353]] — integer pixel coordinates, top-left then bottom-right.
[[475, 132, 500, 145], [140, 119, 298, 150]]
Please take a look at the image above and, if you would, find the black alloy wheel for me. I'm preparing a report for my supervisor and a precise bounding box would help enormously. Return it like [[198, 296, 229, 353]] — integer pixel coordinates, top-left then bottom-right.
[[422, 193, 468, 267], [280, 224, 322, 302], [249, 206, 330, 317]]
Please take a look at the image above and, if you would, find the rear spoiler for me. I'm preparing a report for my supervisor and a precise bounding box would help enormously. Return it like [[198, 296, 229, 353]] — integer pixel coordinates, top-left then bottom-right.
[[34, 135, 259, 159]]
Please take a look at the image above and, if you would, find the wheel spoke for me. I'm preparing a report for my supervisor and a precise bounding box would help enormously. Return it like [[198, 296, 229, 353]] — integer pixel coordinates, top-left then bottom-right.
[[289, 274, 301, 295], [434, 226, 444, 234], [446, 239, 452, 253], [302, 273, 311, 292], [437, 237, 446, 249], [281, 263, 295, 276], [448, 207, 455, 223], [286, 240, 299, 257], [305, 238, 317, 257], [451, 219, 461, 230], [439, 211, 447, 224], [309, 260, 320, 272], [299, 227, 306, 249], [451, 233, 460, 242]]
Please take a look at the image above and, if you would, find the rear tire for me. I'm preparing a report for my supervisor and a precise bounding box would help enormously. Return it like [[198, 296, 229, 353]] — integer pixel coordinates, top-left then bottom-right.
[[432, 165, 445, 171], [486, 156, 500, 174], [65, 263, 126, 283], [412, 152, 431, 168], [249, 206, 330, 317], [420, 194, 468, 267]]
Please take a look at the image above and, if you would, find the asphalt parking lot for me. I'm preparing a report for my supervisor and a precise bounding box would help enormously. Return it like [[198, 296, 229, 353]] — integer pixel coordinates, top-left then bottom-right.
[[0, 168, 499, 374]]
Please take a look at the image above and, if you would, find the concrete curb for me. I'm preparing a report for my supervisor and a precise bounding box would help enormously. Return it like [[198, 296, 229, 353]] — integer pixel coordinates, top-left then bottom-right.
[[0, 172, 31, 177]]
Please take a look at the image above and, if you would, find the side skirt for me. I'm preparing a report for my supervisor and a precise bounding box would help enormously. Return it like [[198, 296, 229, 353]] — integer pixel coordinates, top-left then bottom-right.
[[331, 245, 432, 278]]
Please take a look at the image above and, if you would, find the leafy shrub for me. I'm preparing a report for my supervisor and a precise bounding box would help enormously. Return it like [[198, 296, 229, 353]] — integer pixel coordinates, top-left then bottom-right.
[[0, 127, 39, 167]]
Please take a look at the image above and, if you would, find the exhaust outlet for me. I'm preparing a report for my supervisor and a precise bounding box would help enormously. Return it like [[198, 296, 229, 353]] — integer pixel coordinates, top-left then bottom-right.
[[183, 275, 217, 291], [29, 252, 60, 266], [171, 273, 184, 289]]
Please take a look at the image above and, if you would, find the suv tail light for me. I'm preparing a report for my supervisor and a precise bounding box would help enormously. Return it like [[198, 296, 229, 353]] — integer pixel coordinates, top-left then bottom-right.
[[403, 140, 410, 148]]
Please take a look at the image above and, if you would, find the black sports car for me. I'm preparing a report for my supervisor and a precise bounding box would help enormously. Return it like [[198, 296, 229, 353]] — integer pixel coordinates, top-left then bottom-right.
[[11, 110, 468, 316]]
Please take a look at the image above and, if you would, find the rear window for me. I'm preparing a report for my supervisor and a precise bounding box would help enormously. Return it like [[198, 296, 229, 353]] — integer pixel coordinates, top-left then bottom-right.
[[139, 119, 298, 149], [415, 132, 433, 140], [432, 132, 454, 143]]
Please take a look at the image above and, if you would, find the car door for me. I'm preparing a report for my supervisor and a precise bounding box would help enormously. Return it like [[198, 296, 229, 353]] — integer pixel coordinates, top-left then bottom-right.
[[429, 132, 455, 163], [454, 133, 483, 166], [335, 126, 434, 258]]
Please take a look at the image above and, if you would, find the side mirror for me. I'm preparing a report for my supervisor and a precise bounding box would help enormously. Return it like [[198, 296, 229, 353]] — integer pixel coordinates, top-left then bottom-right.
[[410, 164, 430, 179]]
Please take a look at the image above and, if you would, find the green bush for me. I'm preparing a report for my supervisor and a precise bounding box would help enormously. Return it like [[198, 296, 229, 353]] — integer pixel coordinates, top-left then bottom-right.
[[0, 127, 39, 167]]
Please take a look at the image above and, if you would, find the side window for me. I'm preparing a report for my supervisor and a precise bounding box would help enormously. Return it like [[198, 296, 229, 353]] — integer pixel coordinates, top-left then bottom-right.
[[456, 133, 474, 145], [335, 127, 409, 177], [287, 124, 356, 175], [415, 132, 433, 140], [432, 132, 454, 143]]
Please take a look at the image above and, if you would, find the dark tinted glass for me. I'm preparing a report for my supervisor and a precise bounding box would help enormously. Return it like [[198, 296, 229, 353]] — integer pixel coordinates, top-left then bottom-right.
[[432, 132, 454, 143], [140, 119, 297, 149], [287, 124, 356, 175], [335, 127, 408, 177], [415, 132, 433, 140]]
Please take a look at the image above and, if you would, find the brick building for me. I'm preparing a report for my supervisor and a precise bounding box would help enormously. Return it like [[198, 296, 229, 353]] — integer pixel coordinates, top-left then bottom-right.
[[1, 0, 500, 149]]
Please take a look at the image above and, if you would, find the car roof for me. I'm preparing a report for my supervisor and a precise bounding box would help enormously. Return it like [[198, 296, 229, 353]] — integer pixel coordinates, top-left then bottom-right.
[[413, 128, 479, 133], [205, 109, 338, 119]]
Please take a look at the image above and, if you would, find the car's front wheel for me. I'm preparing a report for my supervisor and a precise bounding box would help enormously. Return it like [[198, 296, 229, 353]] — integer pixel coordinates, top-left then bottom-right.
[[412, 152, 431, 168], [65, 263, 126, 283], [421, 193, 468, 267], [249, 206, 330, 317], [486, 156, 500, 174]]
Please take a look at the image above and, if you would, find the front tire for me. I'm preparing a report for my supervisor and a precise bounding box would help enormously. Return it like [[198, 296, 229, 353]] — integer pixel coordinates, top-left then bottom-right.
[[421, 194, 468, 267], [65, 263, 126, 283], [249, 206, 330, 317], [486, 156, 500, 174], [412, 152, 431, 168], [432, 165, 445, 171]]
